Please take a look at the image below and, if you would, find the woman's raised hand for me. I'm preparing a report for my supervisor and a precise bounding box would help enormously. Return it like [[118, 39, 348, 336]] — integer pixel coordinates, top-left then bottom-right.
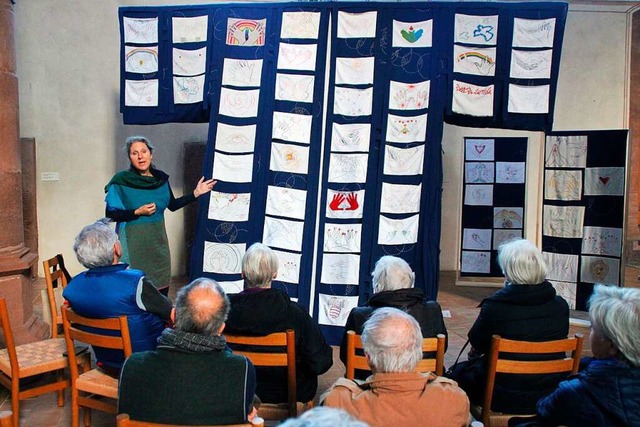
[[193, 177, 217, 198]]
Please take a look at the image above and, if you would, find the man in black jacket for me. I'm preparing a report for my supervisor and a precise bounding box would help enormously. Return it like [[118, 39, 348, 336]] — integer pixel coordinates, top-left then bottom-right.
[[225, 243, 333, 404]]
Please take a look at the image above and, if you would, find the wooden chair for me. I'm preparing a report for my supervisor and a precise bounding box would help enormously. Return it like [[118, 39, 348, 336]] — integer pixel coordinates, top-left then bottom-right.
[[0, 411, 13, 427], [0, 298, 73, 427], [473, 334, 584, 427], [345, 330, 446, 379], [43, 254, 71, 338], [225, 329, 309, 420], [62, 306, 132, 427], [116, 413, 264, 427]]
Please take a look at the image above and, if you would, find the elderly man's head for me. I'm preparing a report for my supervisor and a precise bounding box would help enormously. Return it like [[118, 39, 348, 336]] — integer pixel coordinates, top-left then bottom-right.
[[242, 243, 279, 289], [73, 219, 120, 269], [174, 278, 230, 336], [371, 256, 415, 294], [362, 307, 423, 373]]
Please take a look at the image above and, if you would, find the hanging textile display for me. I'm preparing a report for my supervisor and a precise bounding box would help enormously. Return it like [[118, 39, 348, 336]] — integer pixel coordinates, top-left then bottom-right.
[[459, 137, 528, 277], [445, 4, 566, 131], [119, 2, 568, 343], [312, 5, 446, 343], [542, 130, 628, 311]]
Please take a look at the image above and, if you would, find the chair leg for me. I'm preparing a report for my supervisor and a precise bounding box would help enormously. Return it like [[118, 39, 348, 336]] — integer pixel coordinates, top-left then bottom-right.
[[71, 388, 79, 427], [11, 379, 19, 427], [56, 370, 65, 407], [83, 407, 91, 427]]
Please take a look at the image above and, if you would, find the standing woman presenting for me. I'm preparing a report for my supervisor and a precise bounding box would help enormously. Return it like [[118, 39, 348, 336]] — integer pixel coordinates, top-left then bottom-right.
[[105, 136, 215, 293]]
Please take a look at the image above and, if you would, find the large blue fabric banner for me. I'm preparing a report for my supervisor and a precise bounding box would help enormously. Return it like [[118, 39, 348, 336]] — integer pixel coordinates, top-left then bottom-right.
[[119, 2, 568, 343]]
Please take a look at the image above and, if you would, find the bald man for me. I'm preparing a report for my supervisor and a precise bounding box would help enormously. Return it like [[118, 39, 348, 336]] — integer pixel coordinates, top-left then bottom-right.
[[118, 278, 257, 425], [322, 307, 470, 427]]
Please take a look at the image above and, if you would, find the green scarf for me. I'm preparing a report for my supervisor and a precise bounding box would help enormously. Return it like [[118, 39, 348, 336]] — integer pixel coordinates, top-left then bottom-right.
[[104, 168, 169, 193]]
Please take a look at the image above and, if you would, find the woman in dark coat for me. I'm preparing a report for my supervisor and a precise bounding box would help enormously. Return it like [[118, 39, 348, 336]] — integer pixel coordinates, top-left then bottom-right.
[[447, 239, 569, 414], [339, 255, 448, 379], [224, 243, 333, 404], [532, 285, 640, 426]]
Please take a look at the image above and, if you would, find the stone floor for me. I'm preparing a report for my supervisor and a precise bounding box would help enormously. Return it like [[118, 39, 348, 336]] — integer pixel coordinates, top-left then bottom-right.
[[1, 275, 592, 426]]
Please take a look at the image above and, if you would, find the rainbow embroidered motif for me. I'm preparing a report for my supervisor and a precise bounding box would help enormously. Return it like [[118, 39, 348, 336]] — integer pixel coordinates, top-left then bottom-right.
[[125, 47, 158, 73], [400, 25, 423, 43], [227, 18, 266, 46], [457, 51, 495, 65]]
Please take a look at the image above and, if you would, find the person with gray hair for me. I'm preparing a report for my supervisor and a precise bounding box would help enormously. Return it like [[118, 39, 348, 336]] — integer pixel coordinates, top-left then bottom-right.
[[63, 219, 172, 373], [497, 238, 547, 285], [339, 255, 447, 380], [280, 407, 370, 427], [529, 285, 640, 426], [105, 136, 216, 294], [323, 308, 470, 427], [118, 278, 258, 425], [446, 238, 569, 415], [225, 242, 333, 404]]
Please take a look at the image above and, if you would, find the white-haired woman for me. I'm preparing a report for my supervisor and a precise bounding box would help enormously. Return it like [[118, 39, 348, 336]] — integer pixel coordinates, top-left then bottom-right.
[[530, 285, 640, 426], [339, 256, 447, 379], [447, 239, 569, 415], [279, 407, 370, 427], [224, 243, 333, 405], [105, 136, 215, 294]]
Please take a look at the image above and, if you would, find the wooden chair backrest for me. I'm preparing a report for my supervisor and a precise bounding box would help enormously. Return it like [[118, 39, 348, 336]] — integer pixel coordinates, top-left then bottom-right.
[[61, 305, 132, 381], [116, 413, 260, 427], [0, 299, 19, 378], [43, 254, 71, 338], [43, 254, 72, 284], [0, 411, 13, 427], [417, 334, 446, 375], [345, 331, 446, 379], [224, 330, 296, 417], [481, 333, 584, 426]]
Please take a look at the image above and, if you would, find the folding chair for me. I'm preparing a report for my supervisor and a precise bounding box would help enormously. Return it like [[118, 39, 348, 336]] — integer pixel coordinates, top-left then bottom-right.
[[62, 306, 132, 427], [473, 334, 584, 427], [345, 330, 446, 379]]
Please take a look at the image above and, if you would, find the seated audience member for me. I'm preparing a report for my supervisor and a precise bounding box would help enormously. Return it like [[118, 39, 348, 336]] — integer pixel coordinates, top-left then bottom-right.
[[322, 307, 470, 427], [225, 242, 333, 404], [340, 255, 448, 379], [280, 407, 369, 427], [446, 238, 569, 414], [524, 285, 640, 427], [63, 219, 172, 372], [118, 278, 257, 425]]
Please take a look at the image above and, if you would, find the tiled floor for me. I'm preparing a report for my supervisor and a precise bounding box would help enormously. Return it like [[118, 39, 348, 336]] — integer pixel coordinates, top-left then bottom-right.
[[1, 275, 591, 426]]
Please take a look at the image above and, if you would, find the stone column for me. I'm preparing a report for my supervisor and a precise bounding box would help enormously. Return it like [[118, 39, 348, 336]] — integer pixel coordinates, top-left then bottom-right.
[[0, 0, 46, 343]]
